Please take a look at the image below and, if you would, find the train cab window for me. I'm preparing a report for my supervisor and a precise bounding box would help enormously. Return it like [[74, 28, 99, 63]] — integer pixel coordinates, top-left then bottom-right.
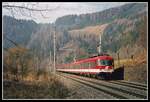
[[97, 59, 113, 66]]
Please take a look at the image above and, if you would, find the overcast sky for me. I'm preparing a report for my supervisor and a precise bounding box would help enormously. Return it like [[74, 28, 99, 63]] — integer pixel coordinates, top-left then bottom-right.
[[2, 2, 132, 23]]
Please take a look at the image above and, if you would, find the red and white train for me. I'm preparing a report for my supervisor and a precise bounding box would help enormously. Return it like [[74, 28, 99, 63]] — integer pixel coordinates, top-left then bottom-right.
[[56, 54, 114, 79]]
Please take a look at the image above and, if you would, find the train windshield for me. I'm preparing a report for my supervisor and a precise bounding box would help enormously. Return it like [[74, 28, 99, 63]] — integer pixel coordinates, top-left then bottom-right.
[[99, 60, 113, 66]]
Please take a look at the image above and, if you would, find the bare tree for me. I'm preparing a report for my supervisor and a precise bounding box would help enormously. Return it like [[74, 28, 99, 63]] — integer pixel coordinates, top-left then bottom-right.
[[2, 2, 60, 19]]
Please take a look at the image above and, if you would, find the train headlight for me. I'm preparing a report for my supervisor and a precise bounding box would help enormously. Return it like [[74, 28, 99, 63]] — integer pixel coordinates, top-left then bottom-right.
[[105, 66, 109, 69]]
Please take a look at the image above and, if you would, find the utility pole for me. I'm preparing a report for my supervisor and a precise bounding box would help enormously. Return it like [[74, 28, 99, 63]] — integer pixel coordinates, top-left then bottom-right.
[[117, 52, 120, 67], [73, 51, 76, 62], [97, 33, 102, 55], [48, 30, 52, 75], [53, 26, 56, 74], [49, 51, 51, 73]]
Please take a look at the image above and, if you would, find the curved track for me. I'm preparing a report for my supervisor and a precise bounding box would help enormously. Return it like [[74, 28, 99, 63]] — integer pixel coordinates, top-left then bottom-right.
[[108, 80, 147, 91], [57, 72, 147, 99]]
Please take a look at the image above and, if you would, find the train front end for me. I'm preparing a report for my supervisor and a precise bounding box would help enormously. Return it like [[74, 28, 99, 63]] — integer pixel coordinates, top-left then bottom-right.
[[96, 55, 114, 79]]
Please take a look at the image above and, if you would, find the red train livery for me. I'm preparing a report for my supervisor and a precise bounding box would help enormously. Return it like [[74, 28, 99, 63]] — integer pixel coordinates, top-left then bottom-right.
[[56, 54, 114, 79]]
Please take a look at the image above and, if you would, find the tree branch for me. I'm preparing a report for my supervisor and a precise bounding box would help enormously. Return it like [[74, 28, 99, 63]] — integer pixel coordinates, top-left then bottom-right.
[[3, 4, 60, 11]]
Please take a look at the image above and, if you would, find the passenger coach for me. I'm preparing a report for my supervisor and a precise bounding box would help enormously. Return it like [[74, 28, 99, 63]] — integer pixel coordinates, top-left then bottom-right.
[[56, 53, 114, 79]]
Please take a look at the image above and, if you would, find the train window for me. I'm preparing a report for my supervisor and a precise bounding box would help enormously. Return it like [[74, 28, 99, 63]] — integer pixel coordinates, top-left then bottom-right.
[[89, 62, 96, 67], [88, 63, 91, 68], [84, 62, 89, 68], [98, 59, 113, 66], [81, 63, 83, 68], [69, 65, 72, 69], [71, 64, 80, 69], [71, 64, 74, 69], [80, 63, 86, 68], [74, 64, 78, 69], [73, 64, 75, 69]]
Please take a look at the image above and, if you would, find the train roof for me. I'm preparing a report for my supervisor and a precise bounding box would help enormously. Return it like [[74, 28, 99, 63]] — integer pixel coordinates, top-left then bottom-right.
[[75, 55, 113, 63], [57, 54, 113, 67]]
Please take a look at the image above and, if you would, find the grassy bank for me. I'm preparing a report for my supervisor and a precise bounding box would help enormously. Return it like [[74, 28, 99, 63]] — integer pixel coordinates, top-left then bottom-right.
[[3, 74, 69, 99], [114, 58, 147, 84]]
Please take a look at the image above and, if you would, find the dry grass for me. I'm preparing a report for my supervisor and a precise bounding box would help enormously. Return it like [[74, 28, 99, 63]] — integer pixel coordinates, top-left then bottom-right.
[[114, 59, 134, 68], [114, 57, 147, 84], [3, 74, 69, 99], [114, 57, 147, 68], [124, 63, 147, 84], [68, 23, 108, 37]]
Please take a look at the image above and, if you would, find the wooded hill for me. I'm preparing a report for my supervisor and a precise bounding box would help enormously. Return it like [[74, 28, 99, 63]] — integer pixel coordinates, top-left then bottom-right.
[[3, 3, 147, 64]]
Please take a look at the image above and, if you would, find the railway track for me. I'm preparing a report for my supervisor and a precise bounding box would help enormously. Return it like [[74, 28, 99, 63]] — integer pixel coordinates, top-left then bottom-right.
[[57, 72, 147, 99], [108, 80, 147, 91]]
